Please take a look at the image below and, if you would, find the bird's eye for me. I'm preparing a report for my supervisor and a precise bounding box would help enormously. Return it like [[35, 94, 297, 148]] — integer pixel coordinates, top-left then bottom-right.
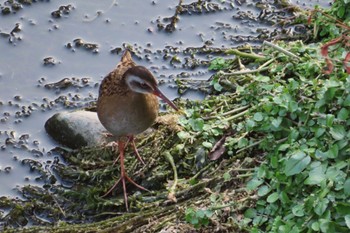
[[140, 82, 148, 88]]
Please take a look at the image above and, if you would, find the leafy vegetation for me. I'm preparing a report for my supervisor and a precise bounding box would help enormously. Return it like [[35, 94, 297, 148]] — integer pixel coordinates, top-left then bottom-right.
[[180, 1, 350, 232]]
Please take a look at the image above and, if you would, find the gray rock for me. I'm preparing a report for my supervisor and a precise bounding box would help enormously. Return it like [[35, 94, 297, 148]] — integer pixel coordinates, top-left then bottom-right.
[[45, 110, 115, 149]]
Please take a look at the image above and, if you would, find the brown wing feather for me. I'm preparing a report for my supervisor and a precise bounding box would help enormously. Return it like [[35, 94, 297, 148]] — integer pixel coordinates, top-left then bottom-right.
[[98, 50, 136, 97]]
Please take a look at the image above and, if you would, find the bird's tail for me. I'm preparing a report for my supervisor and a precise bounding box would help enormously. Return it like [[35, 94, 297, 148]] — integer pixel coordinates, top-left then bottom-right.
[[121, 48, 132, 63]]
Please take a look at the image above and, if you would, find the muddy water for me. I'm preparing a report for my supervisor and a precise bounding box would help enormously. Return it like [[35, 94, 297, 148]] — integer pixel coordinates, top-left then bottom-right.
[[0, 0, 330, 197]]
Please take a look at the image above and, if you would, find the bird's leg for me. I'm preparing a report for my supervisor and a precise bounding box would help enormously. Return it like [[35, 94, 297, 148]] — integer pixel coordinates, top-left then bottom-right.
[[127, 135, 145, 165], [119, 140, 129, 211], [112, 136, 144, 165], [102, 140, 150, 211]]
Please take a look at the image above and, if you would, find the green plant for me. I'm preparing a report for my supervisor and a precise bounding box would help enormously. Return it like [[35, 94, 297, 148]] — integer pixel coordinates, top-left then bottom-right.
[[185, 207, 214, 228], [180, 2, 350, 230]]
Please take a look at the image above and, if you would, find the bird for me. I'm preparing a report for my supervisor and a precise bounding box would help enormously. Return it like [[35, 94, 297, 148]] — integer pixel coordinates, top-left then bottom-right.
[[97, 49, 178, 211]]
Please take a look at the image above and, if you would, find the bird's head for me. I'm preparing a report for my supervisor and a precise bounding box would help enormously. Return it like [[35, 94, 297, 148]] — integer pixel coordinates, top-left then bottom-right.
[[124, 66, 178, 111]]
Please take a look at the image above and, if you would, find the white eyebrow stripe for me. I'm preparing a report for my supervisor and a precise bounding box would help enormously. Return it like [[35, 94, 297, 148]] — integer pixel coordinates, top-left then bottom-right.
[[125, 74, 153, 94], [127, 74, 144, 84]]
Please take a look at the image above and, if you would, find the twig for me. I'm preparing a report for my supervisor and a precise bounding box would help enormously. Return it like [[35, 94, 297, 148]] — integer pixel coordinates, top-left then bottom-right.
[[222, 105, 250, 117], [310, 112, 346, 124], [258, 58, 276, 69], [204, 105, 249, 120], [226, 49, 266, 60], [224, 109, 249, 122], [236, 138, 264, 154], [190, 163, 214, 181], [218, 67, 269, 76], [236, 173, 254, 178], [209, 194, 259, 211], [164, 152, 178, 202], [236, 137, 288, 154], [263, 41, 300, 61], [52, 195, 66, 218]]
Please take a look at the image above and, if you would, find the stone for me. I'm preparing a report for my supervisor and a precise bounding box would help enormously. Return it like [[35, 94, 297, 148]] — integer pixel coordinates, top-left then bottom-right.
[[45, 110, 115, 149]]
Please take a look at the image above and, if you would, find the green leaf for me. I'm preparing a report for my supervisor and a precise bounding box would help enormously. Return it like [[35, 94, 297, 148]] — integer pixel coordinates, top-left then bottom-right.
[[257, 185, 270, 197], [314, 127, 326, 138], [237, 137, 249, 148], [288, 101, 298, 112], [335, 203, 350, 216], [189, 118, 204, 131], [292, 204, 305, 217], [280, 191, 290, 205], [223, 172, 231, 181], [257, 165, 267, 178], [324, 87, 336, 101], [175, 144, 185, 151], [337, 108, 349, 120], [213, 82, 223, 91], [344, 94, 350, 106], [196, 209, 205, 218], [246, 119, 256, 130], [177, 131, 190, 140], [326, 144, 339, 159], [304, 165, 325, 185], [247, 177, 264, 190], [271, 117, 282, 128], [202, 141, 213, 148], [314, 198, 329, 216], [311, 221, 320, 231], [209, 57, 229, 70], [255, 75, 270, 82], [284, 151, 311, 176], [185, 208, 196, 224], [204, 210, 213, 218], [319, 219, 335, 233], [325, 78, 340, 88], [289, 128, 299, 141], [326, 166, 342, 181], [270, 154, 278, 168], [267, 192, 279, 203], [337, 5, 345, 18], [345, 215, 350, 229], [278, 144, 290, 151], [344, 179, 350, 195], [329, 125, 346, 140], [315, 149, 327, 160], [253, 112, 264, 122], [244, 208, 257, 218], [326, 114, 334, 127]]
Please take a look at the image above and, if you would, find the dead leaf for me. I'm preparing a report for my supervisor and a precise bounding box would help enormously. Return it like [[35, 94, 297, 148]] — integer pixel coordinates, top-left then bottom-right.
[[208, 131, 234, 160]]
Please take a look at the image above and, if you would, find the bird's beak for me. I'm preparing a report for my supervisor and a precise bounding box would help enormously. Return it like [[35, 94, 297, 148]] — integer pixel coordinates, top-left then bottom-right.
[[153, 87, 178, 111]]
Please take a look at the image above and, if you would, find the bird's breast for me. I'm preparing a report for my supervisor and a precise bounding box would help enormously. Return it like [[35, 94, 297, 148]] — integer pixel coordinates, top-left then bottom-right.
[[97, 92, 159, 137]]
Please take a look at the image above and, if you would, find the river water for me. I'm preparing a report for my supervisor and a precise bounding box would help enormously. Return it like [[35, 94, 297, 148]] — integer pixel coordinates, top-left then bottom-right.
[[0, 0, 331, 197]]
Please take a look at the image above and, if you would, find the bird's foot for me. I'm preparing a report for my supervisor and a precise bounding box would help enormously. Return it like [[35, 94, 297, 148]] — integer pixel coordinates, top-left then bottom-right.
[[102, 140, 148, 211], [101, 173, 150, 211]]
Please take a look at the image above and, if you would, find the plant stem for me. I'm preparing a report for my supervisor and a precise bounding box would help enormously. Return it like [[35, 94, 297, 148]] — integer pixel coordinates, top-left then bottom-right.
[[164, 151, 178, 202], [226, 49, 266, 60], [219, 67, 269, 76], [224, 109, 249, 121], [204, 105, 249, 120], [236, 138, 264, 154], [263, 41, 300, 60], [209, 194, 259, 211]]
